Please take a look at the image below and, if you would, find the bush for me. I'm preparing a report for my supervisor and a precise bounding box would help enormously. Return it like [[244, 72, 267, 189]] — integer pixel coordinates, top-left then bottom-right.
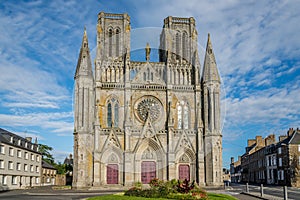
[[177, 179, 195, 194], [124, 187, 142, 196], [125, 178, 207, 199], [133, 181, 143, 189]]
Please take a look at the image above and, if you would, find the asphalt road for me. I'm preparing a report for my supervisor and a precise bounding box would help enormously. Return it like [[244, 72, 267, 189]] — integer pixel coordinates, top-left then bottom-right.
[[0, 186, 123, 200], [1, 184, 299, 200], [228, 183, 300, 200]]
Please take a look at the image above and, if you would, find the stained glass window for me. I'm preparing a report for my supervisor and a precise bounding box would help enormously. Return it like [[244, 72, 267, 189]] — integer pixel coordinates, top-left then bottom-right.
[[107, 103, 112, 127], [178, 105, 182, 129], [183, 105, 189, 129], [114, 103, 119, 127]]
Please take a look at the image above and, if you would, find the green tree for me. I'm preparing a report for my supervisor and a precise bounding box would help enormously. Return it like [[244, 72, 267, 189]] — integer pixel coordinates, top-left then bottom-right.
[[38, 143, 55, 164], [55, 162, 66, 174]]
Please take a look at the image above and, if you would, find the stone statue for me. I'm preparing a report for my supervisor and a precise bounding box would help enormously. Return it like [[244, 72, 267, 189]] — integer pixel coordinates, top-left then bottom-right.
[[145, 43, 151, 61]]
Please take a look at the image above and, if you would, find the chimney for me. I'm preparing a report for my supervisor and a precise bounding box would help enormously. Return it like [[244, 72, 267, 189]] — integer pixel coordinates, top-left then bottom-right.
[[238, 156, 241, 161], [25, 137, 32, 142], [231, 157, 234, 164], [69, 154, 73, 159], [287, 128, 294, 137], [256, 136, 263, 146], [265, 134, 276, 146], [247, 139, 256, 147]]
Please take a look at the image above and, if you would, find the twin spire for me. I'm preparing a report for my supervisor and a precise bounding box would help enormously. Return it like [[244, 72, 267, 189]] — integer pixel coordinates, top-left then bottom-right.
[[74, 27, 93, 79], [202, 33, 220, 83], [75, 28, 220, 84]]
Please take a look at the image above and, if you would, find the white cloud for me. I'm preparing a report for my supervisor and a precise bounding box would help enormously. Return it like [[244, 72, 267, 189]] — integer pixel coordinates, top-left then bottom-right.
[[0, 112, 73, 136]]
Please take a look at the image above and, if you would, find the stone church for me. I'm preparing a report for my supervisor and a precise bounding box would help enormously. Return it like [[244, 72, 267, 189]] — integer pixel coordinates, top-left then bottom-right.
[[73, 12, 222, 188]]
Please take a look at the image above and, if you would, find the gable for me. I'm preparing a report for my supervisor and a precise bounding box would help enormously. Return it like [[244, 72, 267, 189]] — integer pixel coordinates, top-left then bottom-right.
[[131, 62, 165, 85]]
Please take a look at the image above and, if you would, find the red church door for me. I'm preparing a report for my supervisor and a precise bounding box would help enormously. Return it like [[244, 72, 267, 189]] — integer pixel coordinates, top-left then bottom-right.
[[179, 164, 190, 181], [107, 164, 118, 184], [141, 161, 156, 184]]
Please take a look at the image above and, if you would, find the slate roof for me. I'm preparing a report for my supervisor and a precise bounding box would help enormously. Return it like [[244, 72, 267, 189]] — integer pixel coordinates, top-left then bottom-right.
[[42, 160, 56, 170], [64, 157, 73, 166], [277, 129, 300, 146], [0, 128, 40, 153]]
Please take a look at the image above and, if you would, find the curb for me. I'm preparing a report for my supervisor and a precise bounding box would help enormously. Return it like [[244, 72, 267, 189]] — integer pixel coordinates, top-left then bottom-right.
[[241, 192, 269, 200]]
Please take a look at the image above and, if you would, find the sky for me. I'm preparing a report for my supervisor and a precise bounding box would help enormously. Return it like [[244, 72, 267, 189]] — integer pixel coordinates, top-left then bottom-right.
[[0, 0, 299, 167]]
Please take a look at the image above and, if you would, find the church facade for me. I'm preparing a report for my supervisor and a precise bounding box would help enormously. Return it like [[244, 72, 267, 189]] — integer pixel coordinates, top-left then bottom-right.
[[73, 12, 222, 188]]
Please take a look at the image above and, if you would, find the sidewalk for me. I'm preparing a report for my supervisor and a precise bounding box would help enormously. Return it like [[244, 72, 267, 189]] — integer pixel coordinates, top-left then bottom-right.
[[241, 192, 283, 200]]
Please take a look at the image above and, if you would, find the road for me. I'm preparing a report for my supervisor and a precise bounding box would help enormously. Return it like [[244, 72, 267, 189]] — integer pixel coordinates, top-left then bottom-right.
[[228, 183, 300, 200], [1, 184, 299, 200], [0, 186, 122, 200]]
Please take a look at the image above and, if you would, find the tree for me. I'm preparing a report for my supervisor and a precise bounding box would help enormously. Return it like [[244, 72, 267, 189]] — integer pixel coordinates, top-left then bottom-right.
[[38, 143, 55, 164]]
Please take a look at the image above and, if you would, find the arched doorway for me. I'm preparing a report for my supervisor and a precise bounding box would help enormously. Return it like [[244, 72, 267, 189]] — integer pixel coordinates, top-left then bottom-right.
[[107, 164, 118, 184], [141, 161, 156, 184], [179, 164, 190, 181], [141, 147, 156, 183]]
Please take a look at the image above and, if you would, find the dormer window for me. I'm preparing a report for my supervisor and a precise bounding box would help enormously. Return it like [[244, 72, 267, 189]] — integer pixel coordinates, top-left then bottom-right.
[[25, 142, 28, 148], [18, 139, 21, 145], [10, 137, 13, 143]]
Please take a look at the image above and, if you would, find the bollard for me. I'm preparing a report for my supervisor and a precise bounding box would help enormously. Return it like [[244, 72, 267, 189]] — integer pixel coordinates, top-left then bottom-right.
[[284, 186, 288, 200], [246, 183, 249, 193], [260, 184, 264, 197]]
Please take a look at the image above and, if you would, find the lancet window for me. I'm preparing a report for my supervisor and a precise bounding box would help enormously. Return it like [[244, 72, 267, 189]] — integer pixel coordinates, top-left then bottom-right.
[[177, 101, 190, 129], [107, 98, 119, 127]]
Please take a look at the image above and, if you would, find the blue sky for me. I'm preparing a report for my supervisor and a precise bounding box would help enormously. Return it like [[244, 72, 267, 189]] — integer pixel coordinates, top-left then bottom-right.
[[0, 0, 299, 167]]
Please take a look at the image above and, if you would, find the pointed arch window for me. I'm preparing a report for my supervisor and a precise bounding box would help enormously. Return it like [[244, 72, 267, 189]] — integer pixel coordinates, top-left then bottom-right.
[[176, 32, 181, 59], [183, 105, 189, 129], [182, 32, 188, 59], [116, 29, 120, 57], [178, 105, 182, 129], [114, 102, 119, 127], [108, 29, 113, 57], [177, 101, 189, 129], [107, 103, 112, 127], [107, 98, 119, 128]]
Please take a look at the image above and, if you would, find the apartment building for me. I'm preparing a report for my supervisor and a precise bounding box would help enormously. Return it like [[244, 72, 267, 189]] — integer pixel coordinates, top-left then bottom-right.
[[230, 156, 242, 183], [41, 160, 57, 186], [0, 128, 41, 190], [238, 128, 300, 187]]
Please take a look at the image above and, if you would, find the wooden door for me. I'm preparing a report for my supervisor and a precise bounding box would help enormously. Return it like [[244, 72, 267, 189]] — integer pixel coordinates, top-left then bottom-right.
[[179, 164, 190, 181], [107, 164, 118, 184], [141, 161, 156, 184]]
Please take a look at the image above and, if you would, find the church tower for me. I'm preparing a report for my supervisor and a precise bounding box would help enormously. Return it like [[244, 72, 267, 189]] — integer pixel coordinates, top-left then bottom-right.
[[94, 12, 130, 83], [73, 29, 94, 188], [202, 34, 223, 186]]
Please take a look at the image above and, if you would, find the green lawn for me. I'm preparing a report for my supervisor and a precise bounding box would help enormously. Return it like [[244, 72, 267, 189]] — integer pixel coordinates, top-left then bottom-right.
[[88, 193, 237, 200], [207, 193, 237, 200]]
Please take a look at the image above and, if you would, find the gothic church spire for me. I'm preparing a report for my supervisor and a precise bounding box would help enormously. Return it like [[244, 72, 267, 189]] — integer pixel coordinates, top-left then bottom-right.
[[75, 28, 93, 79], [202, 33, 220, 83]]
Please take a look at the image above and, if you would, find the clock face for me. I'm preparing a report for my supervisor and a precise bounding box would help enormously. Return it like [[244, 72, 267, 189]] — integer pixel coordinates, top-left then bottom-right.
[[136, 96, 162, 122]]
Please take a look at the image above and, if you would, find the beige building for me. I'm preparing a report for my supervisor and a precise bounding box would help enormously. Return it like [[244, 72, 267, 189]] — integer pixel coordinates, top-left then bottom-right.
[[239, 128, 300, 187], [41, 160, 56, 186], [0, 128, 41, 190], [73, 12, 222, 188]]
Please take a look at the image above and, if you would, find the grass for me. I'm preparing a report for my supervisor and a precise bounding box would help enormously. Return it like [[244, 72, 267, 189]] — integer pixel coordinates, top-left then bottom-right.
[[87, 193, 238, 200], [207, 193, 238, 200]]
